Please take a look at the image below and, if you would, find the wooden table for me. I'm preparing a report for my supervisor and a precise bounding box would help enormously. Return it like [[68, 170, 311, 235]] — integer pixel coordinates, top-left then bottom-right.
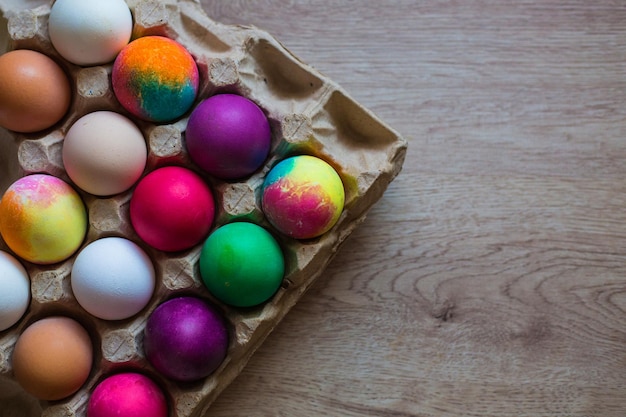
[[201, 1, 626, 416]]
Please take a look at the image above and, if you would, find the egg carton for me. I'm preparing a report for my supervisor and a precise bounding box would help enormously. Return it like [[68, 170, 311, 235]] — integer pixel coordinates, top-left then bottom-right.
[[0, 0, 407, 416]]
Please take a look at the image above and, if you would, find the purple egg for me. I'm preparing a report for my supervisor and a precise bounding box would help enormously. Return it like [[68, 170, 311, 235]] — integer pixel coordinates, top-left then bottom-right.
[[143, 297, 228, 382], [185, 94, 271, 179]]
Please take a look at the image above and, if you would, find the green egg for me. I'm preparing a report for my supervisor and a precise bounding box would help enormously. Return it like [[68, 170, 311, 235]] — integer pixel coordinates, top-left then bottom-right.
[[199, 222, 285, 307]]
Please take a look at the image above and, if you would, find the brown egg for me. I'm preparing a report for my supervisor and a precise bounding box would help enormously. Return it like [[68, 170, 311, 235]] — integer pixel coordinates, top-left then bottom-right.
[[12, 316, 93, 401], [0, 49, 71, 133]]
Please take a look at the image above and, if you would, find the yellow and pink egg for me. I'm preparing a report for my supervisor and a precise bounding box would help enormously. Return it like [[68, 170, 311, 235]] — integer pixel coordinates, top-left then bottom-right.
[[0, 174, 87, 265], [262, 155, 345, 239]]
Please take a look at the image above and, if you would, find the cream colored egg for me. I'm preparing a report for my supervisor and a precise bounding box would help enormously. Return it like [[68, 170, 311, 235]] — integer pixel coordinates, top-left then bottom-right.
[[63, 111, 147, 196]]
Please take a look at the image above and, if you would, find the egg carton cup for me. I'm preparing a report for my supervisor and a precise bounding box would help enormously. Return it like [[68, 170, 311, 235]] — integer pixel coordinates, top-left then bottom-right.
[[0, 1, 407, 416]]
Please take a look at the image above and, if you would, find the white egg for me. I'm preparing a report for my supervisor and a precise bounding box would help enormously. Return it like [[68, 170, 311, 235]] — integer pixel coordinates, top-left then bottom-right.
[[71, 237, 155, 321], [0, 251, 30, 331], [48, 0, 133, 66], [62, 111, 147, 197]]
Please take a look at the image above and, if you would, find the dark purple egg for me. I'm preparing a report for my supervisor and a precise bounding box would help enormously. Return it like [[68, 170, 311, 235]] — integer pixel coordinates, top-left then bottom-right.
[[143, 297, 229, 382], [185, 94, 271, 180]]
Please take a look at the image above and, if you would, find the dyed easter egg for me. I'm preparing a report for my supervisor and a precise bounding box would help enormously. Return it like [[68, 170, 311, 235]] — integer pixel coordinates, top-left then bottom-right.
[[0, 49, 71, 132], [144, 297, 228, 382], [199, 222, 284, 307], [48, 0, 133, 66], [13, 317, 93, 401], [262, 155, 345, 239], [63, 111, 147, 196], [112, 36, 199, 122], [129, 166, 215, 252], [88, 373, 168, 417], [0, 251, 30, 331], [0, 174, 87, 264], [186, 94, 271, 179], [71, 237, 155, 321]]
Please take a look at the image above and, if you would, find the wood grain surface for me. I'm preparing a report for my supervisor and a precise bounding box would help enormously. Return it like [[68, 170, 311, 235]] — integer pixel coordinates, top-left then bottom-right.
[[199, 1, 626, 416]]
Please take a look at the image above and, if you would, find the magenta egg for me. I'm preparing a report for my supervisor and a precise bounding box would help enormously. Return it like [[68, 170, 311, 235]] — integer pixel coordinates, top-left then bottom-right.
[[88, 373, 168, 417], [143, 297, 229, 382], [129, 166, 215, 252], [185, 94, 271, 179]]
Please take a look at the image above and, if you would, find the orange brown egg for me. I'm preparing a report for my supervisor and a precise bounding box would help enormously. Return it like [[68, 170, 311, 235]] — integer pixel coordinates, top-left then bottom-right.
[[0, 49, 71, 133], [12, 316, 93, 401]]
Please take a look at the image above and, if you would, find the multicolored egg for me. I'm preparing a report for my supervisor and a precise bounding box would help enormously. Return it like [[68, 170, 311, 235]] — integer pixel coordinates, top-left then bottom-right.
[[112, 36, 199, 122], [0, 174, 87, 264], [262, 155, 345, 239]]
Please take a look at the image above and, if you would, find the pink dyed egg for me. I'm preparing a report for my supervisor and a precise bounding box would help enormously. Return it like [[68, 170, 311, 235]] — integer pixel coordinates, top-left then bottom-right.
[[88, 373, 168, 417], [129, 166, 215, 252]]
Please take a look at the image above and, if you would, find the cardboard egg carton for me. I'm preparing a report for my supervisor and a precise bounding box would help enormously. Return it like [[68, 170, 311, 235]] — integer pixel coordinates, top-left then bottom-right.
[[0, 0, 407, 416]]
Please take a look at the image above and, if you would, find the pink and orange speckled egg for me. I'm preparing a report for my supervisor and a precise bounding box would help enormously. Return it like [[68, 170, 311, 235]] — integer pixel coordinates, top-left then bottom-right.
[[112, 36, 199, 123], [262, 155, 345, 239], [0, 174, 87, 264]]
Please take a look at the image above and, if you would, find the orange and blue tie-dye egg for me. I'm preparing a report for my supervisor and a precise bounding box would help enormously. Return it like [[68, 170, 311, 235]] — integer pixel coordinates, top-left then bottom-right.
[[262, 155, 345, 239], [0, 174, 87, 265], [112, 36, 199, 123]]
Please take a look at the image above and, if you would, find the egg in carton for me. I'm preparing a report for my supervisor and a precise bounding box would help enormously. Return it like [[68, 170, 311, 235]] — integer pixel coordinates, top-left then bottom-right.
[[0, 0, 407, 416]]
